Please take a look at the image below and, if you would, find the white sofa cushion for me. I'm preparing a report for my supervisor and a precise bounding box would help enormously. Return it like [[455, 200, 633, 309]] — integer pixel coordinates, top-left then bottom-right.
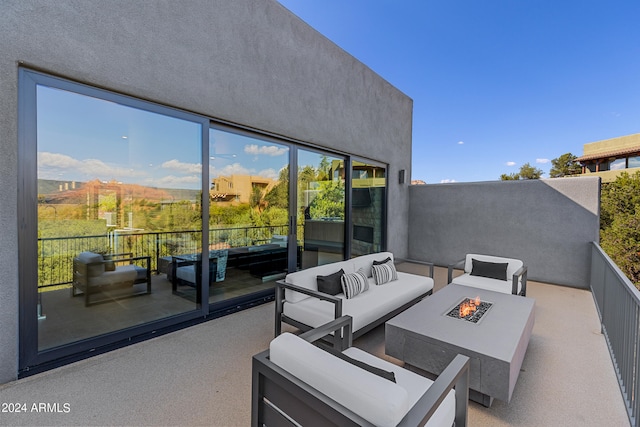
[[283, 272, 433, 333], [284, 252, 396, 303], [270, 333, 410, 427]]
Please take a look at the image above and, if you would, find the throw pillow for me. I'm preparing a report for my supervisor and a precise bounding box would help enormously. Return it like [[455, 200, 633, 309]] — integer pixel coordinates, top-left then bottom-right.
[[372, 260, 398, 285], [103, 254, 116, 271], [324, 347, 396, 383], [470, 259, 508, 281], [317, 269, 345, 295], [341, 268, 368, 299], [372, 256, 392, 266]]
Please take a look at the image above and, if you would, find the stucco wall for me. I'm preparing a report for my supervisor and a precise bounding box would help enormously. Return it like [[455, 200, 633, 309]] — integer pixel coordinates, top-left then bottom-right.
[[408, 177, 600, 288], [0, 0, 412, 383]]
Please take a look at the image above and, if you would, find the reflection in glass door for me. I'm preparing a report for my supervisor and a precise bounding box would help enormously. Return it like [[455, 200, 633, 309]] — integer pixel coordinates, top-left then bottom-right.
[[208, 127, 290, 305], [351, 161, 386, 257], [35, 85, 202, 351], [297, 149, 346, 269]]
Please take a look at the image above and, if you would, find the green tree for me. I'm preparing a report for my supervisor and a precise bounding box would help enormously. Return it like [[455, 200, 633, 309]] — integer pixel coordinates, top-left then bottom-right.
[[600, 211, 640, 287], [499, 163, 543, 181], [600, 171, 640, 229], [518, 163, 543, 179], [264, 166, 289, 209], [500, 173, 520, 181], [309, 180, 345, 219], [549, 153, 581, 178], [600, 171, 640, 289]]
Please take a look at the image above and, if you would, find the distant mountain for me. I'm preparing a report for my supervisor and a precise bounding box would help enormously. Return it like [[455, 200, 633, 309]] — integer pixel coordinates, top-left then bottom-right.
[[38, 179, 200, 203]]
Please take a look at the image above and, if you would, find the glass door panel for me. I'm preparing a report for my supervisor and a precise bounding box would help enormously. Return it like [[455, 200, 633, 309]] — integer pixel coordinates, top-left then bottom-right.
[[208, 128, 289, 305], [36, 85, 202, 351], [297, 150, 346, 269], [351, 161, 386, 257]]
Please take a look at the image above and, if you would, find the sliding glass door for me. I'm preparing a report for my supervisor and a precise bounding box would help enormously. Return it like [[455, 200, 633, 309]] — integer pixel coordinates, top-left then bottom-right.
[[207, 127, 290, 306], [19, 68, 388, 374], [297, 149, 346, 268], [33, 83, 203, 352]]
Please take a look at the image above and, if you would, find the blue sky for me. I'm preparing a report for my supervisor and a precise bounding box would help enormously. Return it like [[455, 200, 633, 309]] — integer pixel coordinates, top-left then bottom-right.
[[278, 0, 640, 183]]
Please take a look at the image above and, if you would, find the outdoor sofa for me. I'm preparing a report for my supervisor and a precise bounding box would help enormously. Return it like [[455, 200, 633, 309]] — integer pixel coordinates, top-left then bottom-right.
[[275, 251, 434, 339], [253, 315, 470, 426]]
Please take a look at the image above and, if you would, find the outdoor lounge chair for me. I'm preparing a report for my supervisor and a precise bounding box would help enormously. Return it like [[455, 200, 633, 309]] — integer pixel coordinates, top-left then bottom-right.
[[72, 251, 151, 306], [252, 316, 470, 427], [448, 253, 527, 296]]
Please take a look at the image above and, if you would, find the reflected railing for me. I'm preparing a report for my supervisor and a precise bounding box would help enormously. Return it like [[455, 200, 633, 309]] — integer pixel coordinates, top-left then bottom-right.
[[590, 242, 640, 427], [37, 224, 289, 289]]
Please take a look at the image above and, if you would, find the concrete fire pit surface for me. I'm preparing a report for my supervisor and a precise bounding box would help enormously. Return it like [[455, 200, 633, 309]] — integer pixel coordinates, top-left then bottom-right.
[[386, 284, 535, 406]]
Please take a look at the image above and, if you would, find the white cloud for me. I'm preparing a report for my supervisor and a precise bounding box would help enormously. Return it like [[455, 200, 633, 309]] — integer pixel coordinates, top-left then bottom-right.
[[536, 158, 550, 164], [244, 144, 287, 156], [506, 161, 516, 167], [440, 179, 457, 183], [161, 159, 202, 174], [210, 162, 253, 178], [457, 141, 464, 145], [258, 168, 279, 180], [151, 175, 200, 187], [37, 152, 144, 180]]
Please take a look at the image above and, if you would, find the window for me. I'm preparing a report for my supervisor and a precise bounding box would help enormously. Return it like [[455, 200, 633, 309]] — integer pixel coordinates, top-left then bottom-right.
[[609, 158, 626, 170]]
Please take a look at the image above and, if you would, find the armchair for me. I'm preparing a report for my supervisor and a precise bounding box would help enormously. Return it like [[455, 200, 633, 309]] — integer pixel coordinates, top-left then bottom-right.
[[252, 316, 470, 427], [448, 253, 527, 296], [72, 251, 151, 306]]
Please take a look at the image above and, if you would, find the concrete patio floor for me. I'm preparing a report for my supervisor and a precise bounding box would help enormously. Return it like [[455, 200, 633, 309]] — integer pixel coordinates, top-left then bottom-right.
[[0, 264, 630, 426]]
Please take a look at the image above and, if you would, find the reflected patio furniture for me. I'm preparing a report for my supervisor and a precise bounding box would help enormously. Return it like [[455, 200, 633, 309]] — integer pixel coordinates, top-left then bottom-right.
[[171, 249, 228, 304], [252, 316, 470, 427], [447, 253, 527, 296], [72, 251, 151, 307]]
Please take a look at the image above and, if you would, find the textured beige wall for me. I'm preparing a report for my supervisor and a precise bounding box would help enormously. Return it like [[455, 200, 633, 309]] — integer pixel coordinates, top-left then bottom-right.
[[583, 133, 640, 156]]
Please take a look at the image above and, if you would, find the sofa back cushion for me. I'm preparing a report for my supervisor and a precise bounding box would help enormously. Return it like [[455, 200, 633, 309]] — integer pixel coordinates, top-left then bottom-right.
[[284, 260, 355, 303], [465, 254, 523, 280], [270, 333, 409, 427], [351, 252, 394, 278], [76, 251, 105, 277]]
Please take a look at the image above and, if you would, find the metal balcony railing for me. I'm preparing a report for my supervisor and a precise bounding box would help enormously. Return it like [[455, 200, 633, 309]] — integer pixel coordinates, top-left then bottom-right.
[[37, 225, 289, 289], [590, 242, 640, 427]]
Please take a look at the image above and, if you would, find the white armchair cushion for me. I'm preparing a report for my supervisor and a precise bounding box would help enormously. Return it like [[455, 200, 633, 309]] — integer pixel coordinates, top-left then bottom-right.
[[452, 273, 521, 295], [343, 347, 456, 427], [270, 333, 410, 427]]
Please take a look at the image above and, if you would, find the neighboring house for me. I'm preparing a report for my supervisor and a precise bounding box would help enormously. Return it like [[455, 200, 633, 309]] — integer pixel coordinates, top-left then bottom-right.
[[575, 133, 640, 182], [211, 175, 276, 204]]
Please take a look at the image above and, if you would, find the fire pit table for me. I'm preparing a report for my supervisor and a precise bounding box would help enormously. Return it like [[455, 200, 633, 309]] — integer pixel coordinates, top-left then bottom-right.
[[386, 284, 535, 407]]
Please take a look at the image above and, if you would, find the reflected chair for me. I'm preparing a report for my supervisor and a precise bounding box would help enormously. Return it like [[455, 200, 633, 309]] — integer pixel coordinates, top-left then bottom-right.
[[72, 251, 151, 306]]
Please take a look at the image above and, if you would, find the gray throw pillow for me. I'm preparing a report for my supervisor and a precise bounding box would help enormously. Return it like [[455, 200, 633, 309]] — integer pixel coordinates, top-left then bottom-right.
[[324, 346, 396, 383], [470, 259, 508, 281], [317, 269, 345, 295]]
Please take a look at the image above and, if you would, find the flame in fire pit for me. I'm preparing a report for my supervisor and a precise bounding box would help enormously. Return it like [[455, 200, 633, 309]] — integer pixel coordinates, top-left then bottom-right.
[[459, 296, 481, 318]]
